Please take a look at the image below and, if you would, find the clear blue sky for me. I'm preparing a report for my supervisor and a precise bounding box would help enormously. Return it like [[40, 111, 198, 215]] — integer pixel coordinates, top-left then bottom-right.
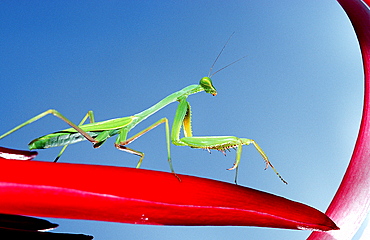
[[0, 1, 364, 239]]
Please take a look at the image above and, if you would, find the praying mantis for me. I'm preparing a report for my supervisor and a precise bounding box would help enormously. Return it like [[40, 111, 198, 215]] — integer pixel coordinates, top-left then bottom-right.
[[0, 37, 287, 184]]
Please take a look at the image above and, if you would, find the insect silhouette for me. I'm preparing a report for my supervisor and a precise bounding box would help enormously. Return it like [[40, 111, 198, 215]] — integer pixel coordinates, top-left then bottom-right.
[[0, 34, 287, 184]]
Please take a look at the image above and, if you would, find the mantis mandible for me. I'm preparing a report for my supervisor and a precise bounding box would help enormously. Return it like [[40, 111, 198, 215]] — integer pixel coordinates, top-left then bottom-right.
[[0, 36, 287, 184]]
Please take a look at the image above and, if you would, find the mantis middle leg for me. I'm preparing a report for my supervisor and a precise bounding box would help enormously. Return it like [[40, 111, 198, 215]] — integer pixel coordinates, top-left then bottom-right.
[[114, 118, 174, 173]]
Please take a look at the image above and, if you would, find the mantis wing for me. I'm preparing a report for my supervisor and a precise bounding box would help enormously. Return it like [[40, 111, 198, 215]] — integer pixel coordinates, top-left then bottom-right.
[[29, 117, 133, 149]]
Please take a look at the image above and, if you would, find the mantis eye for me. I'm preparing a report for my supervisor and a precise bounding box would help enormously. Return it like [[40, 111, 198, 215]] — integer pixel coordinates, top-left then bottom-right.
[[200, 77, 217, 96]]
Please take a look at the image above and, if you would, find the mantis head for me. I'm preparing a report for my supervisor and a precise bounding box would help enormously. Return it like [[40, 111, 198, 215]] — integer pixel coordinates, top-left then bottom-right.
[[200, 77, 217, 96]]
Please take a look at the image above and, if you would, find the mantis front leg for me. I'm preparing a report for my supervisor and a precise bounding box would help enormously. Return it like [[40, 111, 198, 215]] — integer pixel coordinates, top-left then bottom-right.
[[171, 98, 287, 184]]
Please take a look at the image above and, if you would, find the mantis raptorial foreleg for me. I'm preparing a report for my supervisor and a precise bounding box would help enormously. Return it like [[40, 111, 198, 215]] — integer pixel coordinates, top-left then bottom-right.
[[54, 110, 96, 162], [171, 98, 288, 184]]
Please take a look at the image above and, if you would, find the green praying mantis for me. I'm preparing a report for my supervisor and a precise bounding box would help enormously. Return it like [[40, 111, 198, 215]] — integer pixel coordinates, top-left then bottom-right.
[[0, 37, 287, 184]]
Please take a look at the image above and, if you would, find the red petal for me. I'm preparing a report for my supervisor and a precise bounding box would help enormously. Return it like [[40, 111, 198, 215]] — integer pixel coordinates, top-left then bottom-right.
[[0, 158, 337, 231], [0, 146, 37, 161], [308, 0, 370, 239]]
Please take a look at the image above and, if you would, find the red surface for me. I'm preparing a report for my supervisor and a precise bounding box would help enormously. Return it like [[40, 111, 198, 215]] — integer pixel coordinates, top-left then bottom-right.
[[0, 158, 337, 231], [308, 0, 370, 239], [0, 146, 37, 160]]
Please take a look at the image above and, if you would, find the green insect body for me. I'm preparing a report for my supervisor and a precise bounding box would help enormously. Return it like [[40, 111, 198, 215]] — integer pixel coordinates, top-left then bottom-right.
[[0, 35, 287, 184], [0, 76, 287, 184]]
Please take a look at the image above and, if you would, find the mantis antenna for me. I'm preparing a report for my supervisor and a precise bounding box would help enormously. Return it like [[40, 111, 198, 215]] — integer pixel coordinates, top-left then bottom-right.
[[208, 32, 247, 77], [210, 55, 247, 77]]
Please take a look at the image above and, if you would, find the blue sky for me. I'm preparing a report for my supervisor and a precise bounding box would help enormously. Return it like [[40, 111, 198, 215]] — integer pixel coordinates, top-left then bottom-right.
[[0, 1, 364, 239]]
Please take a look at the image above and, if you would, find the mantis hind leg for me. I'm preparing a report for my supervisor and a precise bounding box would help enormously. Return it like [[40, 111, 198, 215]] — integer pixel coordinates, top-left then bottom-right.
[[0, 109, 97, 144], [54, 111, 95, 162]]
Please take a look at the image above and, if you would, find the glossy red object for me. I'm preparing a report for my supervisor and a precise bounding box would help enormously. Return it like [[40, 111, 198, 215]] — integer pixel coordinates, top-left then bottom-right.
[[0, 146, 37, 161], [308, 0, 370, 239], [0, 158, 337, 231]]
